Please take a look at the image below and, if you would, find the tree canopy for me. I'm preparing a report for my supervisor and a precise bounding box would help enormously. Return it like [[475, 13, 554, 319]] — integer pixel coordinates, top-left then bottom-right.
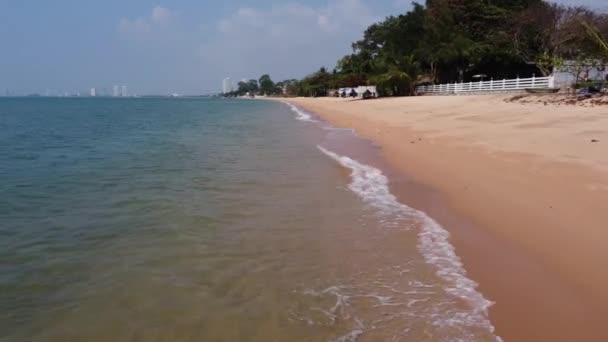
[[224, 0, 607, 98]]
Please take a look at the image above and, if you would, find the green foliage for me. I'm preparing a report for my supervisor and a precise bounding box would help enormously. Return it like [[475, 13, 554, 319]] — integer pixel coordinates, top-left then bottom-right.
[[369, 54, 421, 96], [232, 1, 606, 98], [233, 79, 259, 96], [334, 0, 554, 92], [258, 74, 276, 95], [535, 54, 564, 75], [582, 21, 608, 58]]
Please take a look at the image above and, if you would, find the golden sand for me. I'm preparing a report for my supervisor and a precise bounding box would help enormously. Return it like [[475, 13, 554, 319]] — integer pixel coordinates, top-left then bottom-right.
[[283, 95, 608, 341]]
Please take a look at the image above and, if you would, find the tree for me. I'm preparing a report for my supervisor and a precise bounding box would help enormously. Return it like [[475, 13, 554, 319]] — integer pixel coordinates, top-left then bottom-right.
[[236, 81, 248, 96], [234, 79, 260, 96], [251, 1, 606, 98], [370, 54, 421, 96], [582, 21, 608, 59], [247, 79, 259, 94], [511, 3, 592, 75], [258, 74, 275, 95]]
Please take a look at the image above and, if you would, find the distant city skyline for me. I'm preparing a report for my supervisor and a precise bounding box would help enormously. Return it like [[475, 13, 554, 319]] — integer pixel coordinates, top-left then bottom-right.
[[0, 84, 132, 97], [0, 0, 604, 95]]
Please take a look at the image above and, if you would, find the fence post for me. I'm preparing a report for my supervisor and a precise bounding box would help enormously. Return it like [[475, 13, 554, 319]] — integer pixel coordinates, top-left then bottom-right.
[[516, 76, 520, 89], [532, 74, 536, 88], [502, 79, 506, 90], [490, 78, 494, 91]]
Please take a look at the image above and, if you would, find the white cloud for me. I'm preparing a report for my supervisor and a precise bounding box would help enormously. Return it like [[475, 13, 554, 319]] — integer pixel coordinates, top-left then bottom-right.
[[200, 0, 379, 84], [118, 6, 177, 39], [151, 6, 175, 24], [214, 0, 376, 36], [317, 15, 331, 31], [118, 17, 151, 35]]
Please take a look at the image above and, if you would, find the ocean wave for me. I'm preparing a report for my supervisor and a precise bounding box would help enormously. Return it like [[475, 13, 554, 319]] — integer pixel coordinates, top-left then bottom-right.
[[317, 145, 501, 341], [282, 101, 317, 122]]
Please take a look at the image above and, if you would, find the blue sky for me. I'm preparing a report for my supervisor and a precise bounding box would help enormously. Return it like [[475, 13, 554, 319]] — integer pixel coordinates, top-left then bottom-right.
[[0, 0, 604, 95]]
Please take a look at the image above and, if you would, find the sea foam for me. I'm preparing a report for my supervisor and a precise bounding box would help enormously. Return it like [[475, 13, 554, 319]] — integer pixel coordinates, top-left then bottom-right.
[[317, 145, 501, 341], [282, 101, 317, 122]]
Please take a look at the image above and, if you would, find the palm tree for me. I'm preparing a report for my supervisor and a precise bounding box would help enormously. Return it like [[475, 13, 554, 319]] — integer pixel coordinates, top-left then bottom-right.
[[582, 21, 608, 58], [370, 54, 421, 96]]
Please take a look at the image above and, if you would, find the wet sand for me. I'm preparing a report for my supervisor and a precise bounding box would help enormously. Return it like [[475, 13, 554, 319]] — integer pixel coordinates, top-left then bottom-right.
[[281, 95, 608, 341]]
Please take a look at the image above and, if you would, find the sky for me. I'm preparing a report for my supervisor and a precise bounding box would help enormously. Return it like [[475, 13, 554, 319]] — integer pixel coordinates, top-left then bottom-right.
[[0, 0, 605, 95]]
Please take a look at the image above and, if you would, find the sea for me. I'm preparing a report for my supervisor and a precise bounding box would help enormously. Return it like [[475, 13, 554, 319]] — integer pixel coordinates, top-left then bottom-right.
[[0, 97, 499, 341]]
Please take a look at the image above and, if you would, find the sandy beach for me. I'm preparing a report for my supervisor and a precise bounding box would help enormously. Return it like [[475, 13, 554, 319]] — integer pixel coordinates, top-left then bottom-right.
[[283, 95, 608, 341]]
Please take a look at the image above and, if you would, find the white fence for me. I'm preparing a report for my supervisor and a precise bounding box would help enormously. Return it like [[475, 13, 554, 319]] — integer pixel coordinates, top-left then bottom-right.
[[416, 75, 554, 95]]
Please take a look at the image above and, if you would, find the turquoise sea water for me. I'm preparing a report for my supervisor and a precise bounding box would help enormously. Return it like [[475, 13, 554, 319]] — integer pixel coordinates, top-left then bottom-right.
[[0, 98, 498, 341]]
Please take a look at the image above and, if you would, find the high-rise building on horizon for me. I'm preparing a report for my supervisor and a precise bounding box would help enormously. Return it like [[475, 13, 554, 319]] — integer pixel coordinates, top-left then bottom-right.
[[90, 88, 96, 97], [222, 77, 233, 94], [113, 85, 119, 97], [121, 85, 127, 97]]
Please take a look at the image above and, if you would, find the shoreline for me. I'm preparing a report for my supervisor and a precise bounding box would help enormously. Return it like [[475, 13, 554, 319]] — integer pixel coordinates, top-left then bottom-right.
[[280, 95, 608, 341]]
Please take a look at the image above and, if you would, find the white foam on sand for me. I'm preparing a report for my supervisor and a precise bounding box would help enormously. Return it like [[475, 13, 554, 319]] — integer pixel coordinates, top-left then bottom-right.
[[317, 145, 501, 341]]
